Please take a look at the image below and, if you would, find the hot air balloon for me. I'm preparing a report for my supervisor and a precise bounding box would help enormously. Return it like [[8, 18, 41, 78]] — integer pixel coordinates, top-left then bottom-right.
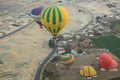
[[98, 53, 112, 69], [30, 6, 44, 29], [98, 53, 118, 71], [107, 60, 118, 70], [60, 54, 75, 66], [80, 66, 97, 77], [40, 6, 69, 38]]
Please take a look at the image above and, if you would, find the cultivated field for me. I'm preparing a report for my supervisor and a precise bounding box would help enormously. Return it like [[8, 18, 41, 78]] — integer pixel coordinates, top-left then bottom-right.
[[91, 35, 120, 58], [110, 77, 120, 80], [111, 20, 120, 33]]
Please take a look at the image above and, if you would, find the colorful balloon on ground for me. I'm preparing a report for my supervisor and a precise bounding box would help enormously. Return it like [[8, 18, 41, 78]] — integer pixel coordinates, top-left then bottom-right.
[[60, 54, 75, 66], [98, 53, 112, 69], [80, 66, 97, 77], [98, 53, 118, 70], [40, 6, 69, 37], [30, 6, 44, 29], [108, 60, 118, 69]]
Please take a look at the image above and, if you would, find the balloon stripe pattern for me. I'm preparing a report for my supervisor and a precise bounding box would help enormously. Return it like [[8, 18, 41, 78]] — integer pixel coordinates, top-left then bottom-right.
[[60, 54, 75, 65], [80, 66, 97, 77], [60, 55, 72, 60], [40, 6, 68, 36]]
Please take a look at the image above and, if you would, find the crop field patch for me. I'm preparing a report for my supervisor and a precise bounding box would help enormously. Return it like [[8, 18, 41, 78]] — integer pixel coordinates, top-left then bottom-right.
[[91, 35, 120, 58]]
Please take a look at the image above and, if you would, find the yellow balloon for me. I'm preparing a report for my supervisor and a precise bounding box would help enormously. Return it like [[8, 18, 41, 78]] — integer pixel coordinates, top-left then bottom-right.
[[40, 6, 69, 36], [80, 66, 97, 77]]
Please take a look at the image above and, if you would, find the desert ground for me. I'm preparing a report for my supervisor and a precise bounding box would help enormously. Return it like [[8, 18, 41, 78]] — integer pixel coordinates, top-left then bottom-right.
[[0, 0, 89, 80], [0, 0, 120, 80]]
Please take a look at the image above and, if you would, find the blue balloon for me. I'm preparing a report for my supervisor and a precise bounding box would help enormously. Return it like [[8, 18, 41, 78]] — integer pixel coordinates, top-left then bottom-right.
[[31, 8, 37, 15], [31, 6, 44, 15]]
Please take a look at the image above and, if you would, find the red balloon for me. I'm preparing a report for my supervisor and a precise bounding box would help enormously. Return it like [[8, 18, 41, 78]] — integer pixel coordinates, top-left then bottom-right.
[[98, 53, 112, 69], [107, 60, 118, 69]]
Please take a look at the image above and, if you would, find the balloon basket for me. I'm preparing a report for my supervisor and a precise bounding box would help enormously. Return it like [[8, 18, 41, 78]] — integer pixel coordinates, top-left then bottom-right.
[[52, 36, 57, 40]]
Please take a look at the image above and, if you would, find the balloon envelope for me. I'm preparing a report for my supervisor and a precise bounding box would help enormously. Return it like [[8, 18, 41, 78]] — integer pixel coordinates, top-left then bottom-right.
[[98, 53, 112, 69], [31, 6, 44, 15], [31, 6, 44, 27], [40, 6, 69, 36], [108, 60, 118, 69], [60, 54, 75, 66], [80, 66, 97, 77]]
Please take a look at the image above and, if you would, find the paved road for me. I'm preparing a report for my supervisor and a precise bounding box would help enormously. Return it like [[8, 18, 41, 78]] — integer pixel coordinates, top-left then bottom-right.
[[0, 21, 34, 39], [0, 0, 94, 80], [35, 40, 57, 80]]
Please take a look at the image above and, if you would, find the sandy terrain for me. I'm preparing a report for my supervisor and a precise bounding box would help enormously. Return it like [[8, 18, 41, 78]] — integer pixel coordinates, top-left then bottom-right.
[[0, 0, 120, 80], [0, 0, 89, 80], [0, 23, 52, 80]]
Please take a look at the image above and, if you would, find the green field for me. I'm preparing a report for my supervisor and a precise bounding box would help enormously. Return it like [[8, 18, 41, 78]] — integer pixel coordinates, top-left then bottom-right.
[[109, 77, 120, 80], [91, 35, 120, 58], [111, 20, 120, 32]]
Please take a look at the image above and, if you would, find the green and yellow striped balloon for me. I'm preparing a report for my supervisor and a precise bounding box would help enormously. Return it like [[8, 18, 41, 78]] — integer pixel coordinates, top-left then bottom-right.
[[40, 6, 69, 36]]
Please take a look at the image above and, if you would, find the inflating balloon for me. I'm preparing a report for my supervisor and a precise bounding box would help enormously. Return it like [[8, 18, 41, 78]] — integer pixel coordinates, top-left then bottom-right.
[[107, 60, 118, 70], [31, 6, 44, 29], [98, 53, 118, 70], [40, 6, 69, 38], [60, 54, 75, 66], [80, 66, 97, 77], [98, 53, 112, 69]]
